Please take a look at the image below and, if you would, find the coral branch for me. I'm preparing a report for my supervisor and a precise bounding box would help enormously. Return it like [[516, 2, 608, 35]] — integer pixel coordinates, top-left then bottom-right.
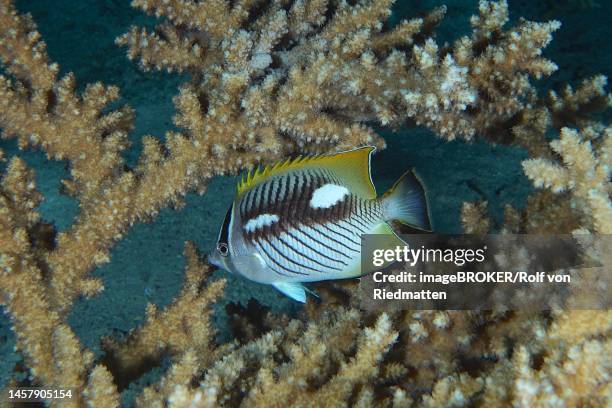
[[522, 126, 611, 234]]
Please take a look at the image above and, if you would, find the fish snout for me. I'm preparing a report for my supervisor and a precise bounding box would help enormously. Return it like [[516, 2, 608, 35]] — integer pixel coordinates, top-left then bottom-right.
[[208, 249, 223, 269], [208, 248, 234, 274]]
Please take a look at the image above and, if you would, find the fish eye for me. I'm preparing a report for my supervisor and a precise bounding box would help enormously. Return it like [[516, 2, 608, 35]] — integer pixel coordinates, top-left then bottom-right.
[[217, 242, 229, 257]]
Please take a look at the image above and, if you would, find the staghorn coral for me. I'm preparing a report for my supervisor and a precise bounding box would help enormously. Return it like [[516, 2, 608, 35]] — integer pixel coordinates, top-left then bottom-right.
[[456, 129, 610, 406], [116, 0, 566, 142], [0, 0, 611, 407], [522, 126, 611, 234]]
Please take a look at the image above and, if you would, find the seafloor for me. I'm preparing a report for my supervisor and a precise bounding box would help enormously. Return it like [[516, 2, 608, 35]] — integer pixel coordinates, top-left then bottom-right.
[[0, 0, 610, 402]]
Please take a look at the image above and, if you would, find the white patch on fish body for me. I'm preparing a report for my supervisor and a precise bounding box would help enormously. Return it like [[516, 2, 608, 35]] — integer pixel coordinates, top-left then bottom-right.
[[309, 184, 349, 209], [243, 213, 279, 233]]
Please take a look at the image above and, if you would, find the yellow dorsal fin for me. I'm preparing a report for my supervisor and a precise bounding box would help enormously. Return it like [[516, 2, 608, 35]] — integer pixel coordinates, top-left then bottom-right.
[[236, 156, 300, 196], [236, 146, 377, 199]]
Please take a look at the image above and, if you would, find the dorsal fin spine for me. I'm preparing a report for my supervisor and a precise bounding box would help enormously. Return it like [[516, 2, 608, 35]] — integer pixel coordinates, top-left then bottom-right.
[[237, 154, 310, 196], [235, 147, 374, 197]]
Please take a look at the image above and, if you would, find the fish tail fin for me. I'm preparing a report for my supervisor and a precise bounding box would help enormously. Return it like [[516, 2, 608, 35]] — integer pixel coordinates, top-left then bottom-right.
[[381, 169, 431, 231]]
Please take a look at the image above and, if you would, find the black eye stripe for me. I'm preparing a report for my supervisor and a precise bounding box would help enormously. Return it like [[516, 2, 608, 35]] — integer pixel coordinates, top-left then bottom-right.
[[218, 203, 233, 245]]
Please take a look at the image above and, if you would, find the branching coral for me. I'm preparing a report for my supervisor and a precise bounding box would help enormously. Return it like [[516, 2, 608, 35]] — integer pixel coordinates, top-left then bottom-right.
[[1, 0, 611, 407], [458, 112, 610, 408], [522, 126, 611, 234], [117, 0, 566, 142]]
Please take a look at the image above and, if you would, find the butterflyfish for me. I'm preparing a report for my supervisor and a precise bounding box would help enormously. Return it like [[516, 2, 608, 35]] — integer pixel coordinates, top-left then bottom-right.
[[208, 146, 431, 302]]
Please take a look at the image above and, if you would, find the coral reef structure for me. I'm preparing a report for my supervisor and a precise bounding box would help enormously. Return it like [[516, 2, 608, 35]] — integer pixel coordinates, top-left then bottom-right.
[[0, 0, 610, 406]]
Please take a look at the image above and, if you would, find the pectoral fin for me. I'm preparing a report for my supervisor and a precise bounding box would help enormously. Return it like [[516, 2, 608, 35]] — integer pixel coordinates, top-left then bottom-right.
[[272, 282, 317, 303]]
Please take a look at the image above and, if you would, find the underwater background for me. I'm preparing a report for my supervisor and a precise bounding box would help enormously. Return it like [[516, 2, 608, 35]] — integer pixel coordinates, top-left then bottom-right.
[[0, 0, 610, 403]]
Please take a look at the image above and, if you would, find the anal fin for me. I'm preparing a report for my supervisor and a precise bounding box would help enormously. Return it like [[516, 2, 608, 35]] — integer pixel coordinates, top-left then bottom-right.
[[362, 223, 408, 273]]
